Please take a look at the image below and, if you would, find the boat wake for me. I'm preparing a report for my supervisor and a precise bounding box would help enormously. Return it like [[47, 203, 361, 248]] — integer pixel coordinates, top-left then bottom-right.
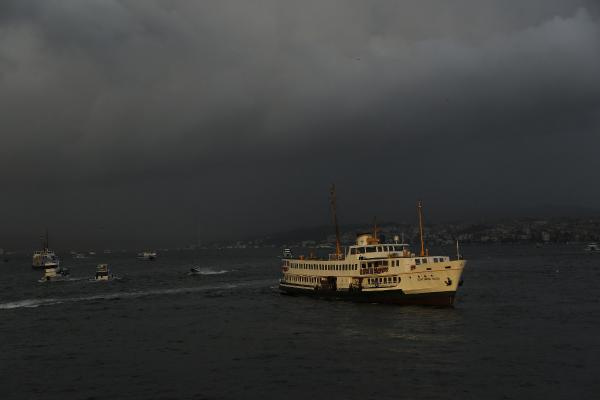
[[0, 282, 241, 310], [188, 266, 229, 275]]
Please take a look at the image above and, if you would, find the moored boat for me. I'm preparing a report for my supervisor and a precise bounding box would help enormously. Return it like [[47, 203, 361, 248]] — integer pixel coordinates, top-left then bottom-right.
[[279, 186, 467, 306]]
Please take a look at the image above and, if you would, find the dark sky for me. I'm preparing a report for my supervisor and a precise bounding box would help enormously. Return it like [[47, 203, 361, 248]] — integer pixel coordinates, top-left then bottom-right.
[[1, 1, 599, 249]]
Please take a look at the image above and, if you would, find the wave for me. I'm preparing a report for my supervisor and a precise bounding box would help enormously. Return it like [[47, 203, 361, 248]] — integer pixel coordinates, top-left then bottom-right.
[[0, 298, 64, 309], [0, 283, 240, 311]]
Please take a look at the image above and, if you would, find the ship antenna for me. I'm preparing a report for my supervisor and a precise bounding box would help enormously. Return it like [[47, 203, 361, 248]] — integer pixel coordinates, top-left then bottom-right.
[[329, 184, 342, 259], [417, 200, 426, 257]]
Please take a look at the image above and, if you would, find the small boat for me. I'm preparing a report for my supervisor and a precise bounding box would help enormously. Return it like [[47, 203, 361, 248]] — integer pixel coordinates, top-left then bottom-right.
[[72, 252, 87, 259], [189, 266, 203, 275], [91, 264, 118, 281], [585, 243, 599, 252], [137, 251, 157, 261], [39, 266, 70, 282]]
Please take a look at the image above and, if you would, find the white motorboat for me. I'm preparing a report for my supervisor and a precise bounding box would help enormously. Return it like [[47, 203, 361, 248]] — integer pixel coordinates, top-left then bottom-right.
[[137, 251, 157, 261], [585, 243, 599, 252], [39, 266, 70, 282], [91, 264, 118, 281]]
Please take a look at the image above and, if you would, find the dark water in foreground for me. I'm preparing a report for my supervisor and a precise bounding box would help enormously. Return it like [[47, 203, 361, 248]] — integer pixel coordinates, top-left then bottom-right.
[[1, 245, 599, 399]]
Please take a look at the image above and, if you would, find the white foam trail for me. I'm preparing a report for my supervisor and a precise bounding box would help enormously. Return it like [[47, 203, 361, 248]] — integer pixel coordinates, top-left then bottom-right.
[[189, 268, 229, 275], [0, 282, 243, 311], [0, 298, 63, 309]]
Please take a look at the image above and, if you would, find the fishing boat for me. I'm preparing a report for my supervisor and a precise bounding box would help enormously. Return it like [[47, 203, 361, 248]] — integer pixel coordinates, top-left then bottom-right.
[[279, 186, 467, 306], [32, 230, 60, 269], [91, 264, 117, 281]]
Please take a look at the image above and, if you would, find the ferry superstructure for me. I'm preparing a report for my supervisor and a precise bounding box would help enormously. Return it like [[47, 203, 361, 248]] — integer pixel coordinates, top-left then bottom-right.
[[279, 186, 466, 306]]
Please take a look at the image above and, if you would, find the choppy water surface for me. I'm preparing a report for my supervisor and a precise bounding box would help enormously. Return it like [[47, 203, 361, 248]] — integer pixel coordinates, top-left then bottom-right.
[[1, 245, 599, 399]]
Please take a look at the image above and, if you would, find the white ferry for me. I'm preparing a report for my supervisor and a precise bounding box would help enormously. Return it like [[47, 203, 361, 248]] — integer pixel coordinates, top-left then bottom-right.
[[279, 187, 466, 306], [32, 230, 60, 269]]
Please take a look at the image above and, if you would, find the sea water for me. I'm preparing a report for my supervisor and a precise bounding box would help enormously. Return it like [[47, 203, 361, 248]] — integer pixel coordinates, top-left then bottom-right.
[[0, 245, 598, 399]]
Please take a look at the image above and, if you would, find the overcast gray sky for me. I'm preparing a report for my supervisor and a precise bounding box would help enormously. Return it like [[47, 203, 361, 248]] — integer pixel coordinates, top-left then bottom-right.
[[1, 1, 599, 249]]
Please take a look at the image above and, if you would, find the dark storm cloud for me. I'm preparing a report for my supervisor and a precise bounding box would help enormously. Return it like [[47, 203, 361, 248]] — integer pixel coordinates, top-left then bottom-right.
[[1, 1, 599, 248]]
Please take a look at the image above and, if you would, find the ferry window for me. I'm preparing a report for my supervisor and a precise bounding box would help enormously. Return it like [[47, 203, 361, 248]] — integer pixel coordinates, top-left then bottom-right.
[[376, 246, 382, 252], [422, 258, 428, 264], [366, 246, 376, 253], [396, 260, 400, 266], [393, 277, 397, 283], [358, 247, 366, 254], [351, 248, 357, 255], [415, 259, 421, 265]]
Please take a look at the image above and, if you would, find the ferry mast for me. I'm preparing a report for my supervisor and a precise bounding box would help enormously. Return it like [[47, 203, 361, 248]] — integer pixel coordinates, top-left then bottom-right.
[[329, 184, 342, 259], [417, 200, 426, 257]]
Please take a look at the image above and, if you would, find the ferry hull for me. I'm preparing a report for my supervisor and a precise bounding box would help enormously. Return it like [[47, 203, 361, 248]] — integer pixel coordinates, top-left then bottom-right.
[[279, 284, 457, 306]]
